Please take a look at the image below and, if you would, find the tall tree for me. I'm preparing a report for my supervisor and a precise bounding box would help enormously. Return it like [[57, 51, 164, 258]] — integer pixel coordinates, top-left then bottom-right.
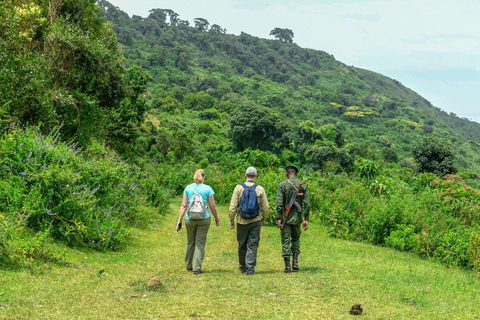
[[412, 136, 457, 177], [164, 9, 179, 25], [229, 101, 286, 151], [148, 8, 167, 27], [194, 18, 209, 31], [269, 27, 294, 43], [209, 24, 226, 34]]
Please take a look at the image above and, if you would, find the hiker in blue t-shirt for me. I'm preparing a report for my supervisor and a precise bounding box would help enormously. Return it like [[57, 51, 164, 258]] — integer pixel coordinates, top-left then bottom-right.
[[176, 169, 220, 275]]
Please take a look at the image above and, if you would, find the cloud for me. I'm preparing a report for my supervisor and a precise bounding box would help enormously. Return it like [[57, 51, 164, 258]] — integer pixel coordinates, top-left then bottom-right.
[[401, 33, 479, 44], [338, 12, 381, 21]]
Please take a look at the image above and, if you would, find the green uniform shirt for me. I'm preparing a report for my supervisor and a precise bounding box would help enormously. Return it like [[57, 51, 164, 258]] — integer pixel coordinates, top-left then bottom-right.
[[276, 177, 310, 225]]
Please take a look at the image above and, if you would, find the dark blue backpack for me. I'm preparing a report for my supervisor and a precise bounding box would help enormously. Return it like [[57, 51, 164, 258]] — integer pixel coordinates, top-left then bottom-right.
[[239, 183, 259, 219]]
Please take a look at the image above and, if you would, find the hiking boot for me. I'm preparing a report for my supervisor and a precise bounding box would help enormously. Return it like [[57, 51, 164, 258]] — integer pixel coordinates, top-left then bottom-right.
[[284, 257, 292, 274], [187, 267, 193, 272], [246, 271, 254, 276], [238, 266, 246, 273], [194, 270, 205, 275], [292, 253, 299, 271]]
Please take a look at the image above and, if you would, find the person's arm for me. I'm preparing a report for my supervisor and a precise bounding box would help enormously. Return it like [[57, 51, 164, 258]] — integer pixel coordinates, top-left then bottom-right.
[[177, 193, 189, 231], [276, 183, 284, 228], [208, 195, 220, 226], [259, 188, 269, 226], [228, 186, 240, 229]]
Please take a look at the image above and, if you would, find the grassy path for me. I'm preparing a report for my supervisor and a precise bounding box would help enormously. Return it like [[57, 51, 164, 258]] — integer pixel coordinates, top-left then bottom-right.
[[1, 201, 480, 319]]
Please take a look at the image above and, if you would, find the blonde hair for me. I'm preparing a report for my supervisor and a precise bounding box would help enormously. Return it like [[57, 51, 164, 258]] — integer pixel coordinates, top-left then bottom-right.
[[193, 169, 205, 184]]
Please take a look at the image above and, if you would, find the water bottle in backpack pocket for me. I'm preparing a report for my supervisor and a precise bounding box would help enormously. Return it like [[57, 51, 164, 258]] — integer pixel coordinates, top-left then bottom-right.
[[239, 183, 259, 219], [187, 185, 206, 219]]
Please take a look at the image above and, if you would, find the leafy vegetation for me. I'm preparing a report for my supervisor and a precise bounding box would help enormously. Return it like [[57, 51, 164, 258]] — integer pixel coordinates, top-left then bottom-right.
[[309, 170, 480, 272], [99, 1, 480, 179], [0, 0, 150, 146], [0, 124, 170, 267], [412, 136, 457, 177]]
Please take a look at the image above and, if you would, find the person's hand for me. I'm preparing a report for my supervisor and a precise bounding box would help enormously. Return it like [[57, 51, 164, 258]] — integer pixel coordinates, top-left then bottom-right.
[[176, 221, 182, 232], [230, 224, 235, 229], [261, 221, 265, 226], [215, 217, 220, 226], [276, 219, 283, 228], [302, 220, 309, 231]]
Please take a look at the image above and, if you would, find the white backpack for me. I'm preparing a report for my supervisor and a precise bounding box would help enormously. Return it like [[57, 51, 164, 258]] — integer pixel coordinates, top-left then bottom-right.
[[187, 185, 206, 219]]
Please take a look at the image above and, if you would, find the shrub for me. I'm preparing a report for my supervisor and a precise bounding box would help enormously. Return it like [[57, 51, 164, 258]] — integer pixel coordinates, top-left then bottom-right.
[[381, 147, 398, 163], [0, 124, 160, 267], [412, 173, 437, 191], [386, 224, 416, 251], [412, 136, 457, 177], [199, 108, 220, 120], [356, 159, 380, 181]]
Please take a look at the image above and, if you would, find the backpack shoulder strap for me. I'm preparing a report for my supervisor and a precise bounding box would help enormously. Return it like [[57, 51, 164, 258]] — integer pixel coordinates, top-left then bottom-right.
[[240, 183, 247, 189]]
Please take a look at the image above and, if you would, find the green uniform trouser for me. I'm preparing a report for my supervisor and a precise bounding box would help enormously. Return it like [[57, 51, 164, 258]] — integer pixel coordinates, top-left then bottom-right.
[[281, 223, 301, 257], [185, 217, 211, 271], [237, 220, 261, 273]]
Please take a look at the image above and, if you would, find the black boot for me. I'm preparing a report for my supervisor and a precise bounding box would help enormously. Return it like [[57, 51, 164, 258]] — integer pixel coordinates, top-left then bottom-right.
[[292, 253, 299, 271], [284, 257, 292, 274]]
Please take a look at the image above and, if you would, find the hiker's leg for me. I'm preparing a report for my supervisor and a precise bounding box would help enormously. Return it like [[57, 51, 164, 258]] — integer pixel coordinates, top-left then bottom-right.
[[193, 217, 211, 271], [185, 219, 197, 270], [237, 222, 248, 271], [245, 220, 261, 274]]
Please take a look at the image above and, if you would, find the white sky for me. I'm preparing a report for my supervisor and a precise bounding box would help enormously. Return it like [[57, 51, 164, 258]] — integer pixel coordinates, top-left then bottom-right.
[[106, 0, 480, 124]]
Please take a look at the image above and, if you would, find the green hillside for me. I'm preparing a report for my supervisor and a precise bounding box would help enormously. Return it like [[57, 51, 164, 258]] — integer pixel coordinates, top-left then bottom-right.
[[98, 0, 480, 178]]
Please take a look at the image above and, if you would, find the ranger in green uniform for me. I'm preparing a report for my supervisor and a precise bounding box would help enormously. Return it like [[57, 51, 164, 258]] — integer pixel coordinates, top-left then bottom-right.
[[276, 165, 310, 273]]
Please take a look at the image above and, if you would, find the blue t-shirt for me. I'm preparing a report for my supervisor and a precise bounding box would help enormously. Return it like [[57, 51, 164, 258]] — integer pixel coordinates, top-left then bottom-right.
[[183, 183, 215, 220]]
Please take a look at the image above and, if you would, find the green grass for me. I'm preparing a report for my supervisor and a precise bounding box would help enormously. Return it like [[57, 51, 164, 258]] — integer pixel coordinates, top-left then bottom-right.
[[1, 200, 480, 319]]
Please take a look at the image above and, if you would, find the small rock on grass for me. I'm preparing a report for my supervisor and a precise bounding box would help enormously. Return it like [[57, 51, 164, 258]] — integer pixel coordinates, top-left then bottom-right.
[[147, 277, 163, 287], [349, 304, 363, 315]]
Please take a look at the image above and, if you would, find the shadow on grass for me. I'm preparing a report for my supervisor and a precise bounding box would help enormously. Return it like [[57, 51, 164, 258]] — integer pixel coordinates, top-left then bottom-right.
[[252, 270, 284, 275], [296, 266, 327, 273], [204, 266, 327, 275], [202, 269, 281, 275], [201, 269, 236, 274]]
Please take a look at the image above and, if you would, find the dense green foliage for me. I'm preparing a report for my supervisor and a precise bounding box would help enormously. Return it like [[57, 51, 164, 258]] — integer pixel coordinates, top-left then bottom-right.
[[0, 124, 171, 267], [311, 171, 480, 272], [0, 0, 158, 267], [0, 0, 150, 145], [412, 136, 457, 176]]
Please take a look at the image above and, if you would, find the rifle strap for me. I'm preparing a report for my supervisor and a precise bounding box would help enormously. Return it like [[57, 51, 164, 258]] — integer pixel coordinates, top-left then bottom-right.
[[286, 180, 297, 190]]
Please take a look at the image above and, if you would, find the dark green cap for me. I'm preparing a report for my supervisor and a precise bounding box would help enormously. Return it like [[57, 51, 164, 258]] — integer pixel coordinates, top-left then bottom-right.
[[285, 165, 299, 173]]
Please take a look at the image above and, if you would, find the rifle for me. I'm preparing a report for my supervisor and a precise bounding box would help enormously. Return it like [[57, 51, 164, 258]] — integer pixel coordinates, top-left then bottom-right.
[[281, 180, 304, 228]]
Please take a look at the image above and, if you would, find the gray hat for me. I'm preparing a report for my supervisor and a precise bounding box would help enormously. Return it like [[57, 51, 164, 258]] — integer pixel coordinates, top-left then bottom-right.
[[246, 167, 257, 176]]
